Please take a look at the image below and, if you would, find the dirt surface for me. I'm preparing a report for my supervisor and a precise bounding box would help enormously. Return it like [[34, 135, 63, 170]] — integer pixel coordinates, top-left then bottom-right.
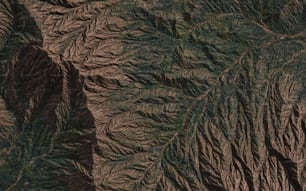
[[0, 0, 305, 190]]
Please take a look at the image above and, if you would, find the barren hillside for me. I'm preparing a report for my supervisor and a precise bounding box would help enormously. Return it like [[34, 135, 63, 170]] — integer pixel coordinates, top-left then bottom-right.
[[0, 0, 305, 190]]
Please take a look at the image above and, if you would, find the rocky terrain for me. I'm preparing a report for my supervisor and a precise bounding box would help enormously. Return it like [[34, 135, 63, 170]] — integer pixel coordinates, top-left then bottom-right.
[[0, 0, 305, 190]]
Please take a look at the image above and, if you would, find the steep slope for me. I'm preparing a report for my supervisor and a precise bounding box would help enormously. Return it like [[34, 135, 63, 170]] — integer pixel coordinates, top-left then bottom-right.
[[0, 0, 306, 190], [0, 1, 96, 190]]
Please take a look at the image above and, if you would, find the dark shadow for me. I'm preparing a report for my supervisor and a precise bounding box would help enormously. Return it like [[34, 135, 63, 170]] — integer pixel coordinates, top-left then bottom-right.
[[0, 2, 97, 190]]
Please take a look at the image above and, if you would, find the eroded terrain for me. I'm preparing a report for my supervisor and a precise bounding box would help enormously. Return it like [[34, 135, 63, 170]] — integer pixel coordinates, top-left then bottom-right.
[[0, 0, 305, 190]]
